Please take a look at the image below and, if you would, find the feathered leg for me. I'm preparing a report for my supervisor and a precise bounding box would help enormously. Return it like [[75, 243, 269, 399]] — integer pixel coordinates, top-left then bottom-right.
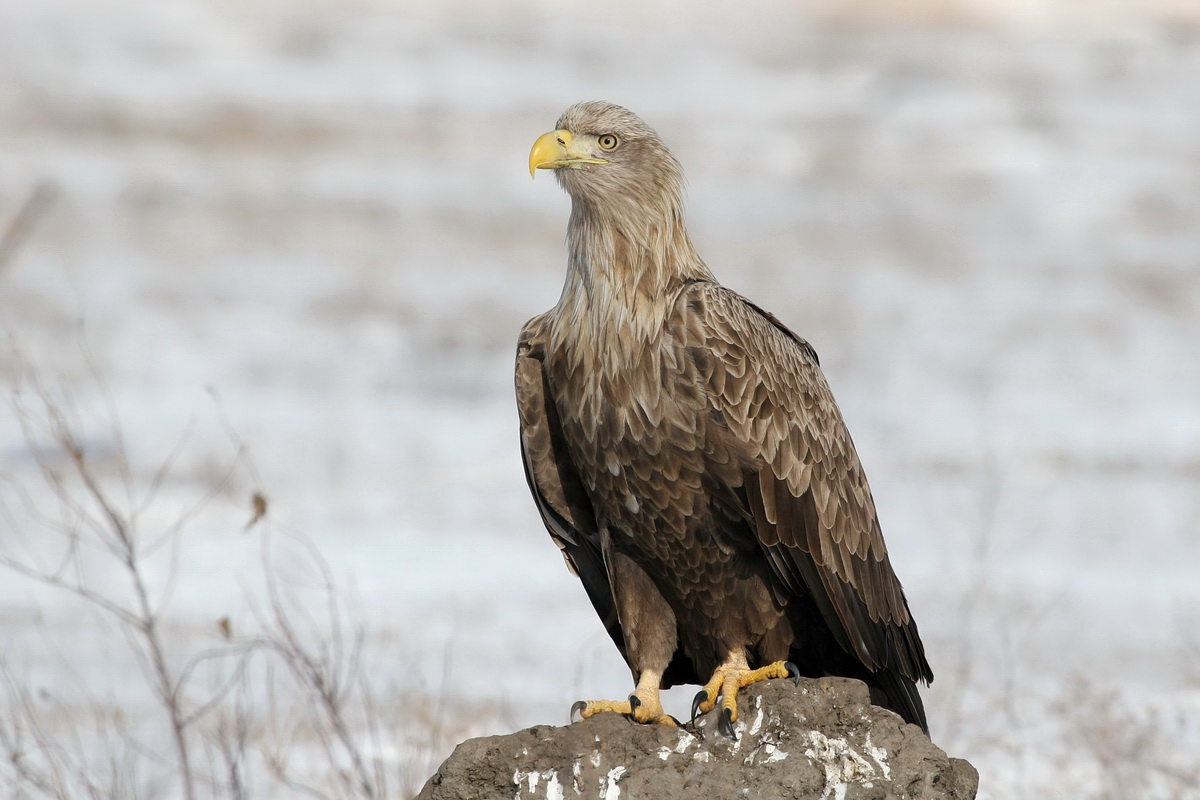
[[571, 543, 681, 727]]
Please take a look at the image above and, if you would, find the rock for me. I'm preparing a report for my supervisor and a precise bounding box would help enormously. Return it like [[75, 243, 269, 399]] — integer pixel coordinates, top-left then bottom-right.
[[417, 677, 978, 800]]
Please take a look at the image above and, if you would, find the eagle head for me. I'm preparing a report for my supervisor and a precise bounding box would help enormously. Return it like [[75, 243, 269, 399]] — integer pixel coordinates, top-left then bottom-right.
[[529, 101, 685, 217]]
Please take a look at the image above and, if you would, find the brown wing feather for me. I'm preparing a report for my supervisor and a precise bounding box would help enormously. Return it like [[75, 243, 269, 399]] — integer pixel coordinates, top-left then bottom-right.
[[676, 282, 932, 684], [516, 315, 627, 661]]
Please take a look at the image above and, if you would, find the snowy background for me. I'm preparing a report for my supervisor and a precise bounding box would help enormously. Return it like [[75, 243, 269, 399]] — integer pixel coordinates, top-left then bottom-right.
[[2, 0, 1199, 797]]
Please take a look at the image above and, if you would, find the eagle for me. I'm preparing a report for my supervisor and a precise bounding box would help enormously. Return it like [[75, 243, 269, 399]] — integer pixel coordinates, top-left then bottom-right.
[[517, 101, 932, 738]]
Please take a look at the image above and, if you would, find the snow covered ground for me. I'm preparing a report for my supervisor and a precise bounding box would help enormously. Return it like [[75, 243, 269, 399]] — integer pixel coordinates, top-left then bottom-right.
[[2, 0, 1199, 797]]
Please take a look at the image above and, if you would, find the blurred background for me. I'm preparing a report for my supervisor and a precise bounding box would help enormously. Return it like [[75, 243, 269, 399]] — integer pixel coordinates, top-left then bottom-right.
[[2, 0, 1199, 797]]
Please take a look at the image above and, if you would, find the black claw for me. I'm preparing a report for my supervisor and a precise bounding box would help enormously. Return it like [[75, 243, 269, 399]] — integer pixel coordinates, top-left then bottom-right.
[[666, 715, 682, 727], [690, 690, 708, 723], [718, 707, 737, 740], [570, 701, 586, 723], [627, 694, 641, 715], [784, 661, 801, 686]]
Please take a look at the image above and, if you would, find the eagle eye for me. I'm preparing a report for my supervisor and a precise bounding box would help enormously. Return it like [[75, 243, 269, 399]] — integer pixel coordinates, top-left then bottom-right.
[[597, 134, 619, 151]]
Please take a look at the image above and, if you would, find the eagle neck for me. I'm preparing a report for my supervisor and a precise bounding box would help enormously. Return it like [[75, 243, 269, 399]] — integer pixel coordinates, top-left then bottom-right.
[[554, 198, 712, 351]]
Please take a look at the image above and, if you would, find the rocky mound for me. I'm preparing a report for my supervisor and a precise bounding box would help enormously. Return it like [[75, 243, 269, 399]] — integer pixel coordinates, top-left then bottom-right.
[[417, 677, 978, 799]]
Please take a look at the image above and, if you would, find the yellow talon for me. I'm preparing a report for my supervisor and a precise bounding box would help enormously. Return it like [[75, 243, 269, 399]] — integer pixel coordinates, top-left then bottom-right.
[[739, 660, 794, 688], [571, 670, 679, 727], [572, 699, 633, 719], [690, 656, 798, 738]]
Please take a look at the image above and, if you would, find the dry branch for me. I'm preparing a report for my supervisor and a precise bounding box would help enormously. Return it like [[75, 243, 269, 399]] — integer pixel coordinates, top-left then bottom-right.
[[0, 181, 57, 275]]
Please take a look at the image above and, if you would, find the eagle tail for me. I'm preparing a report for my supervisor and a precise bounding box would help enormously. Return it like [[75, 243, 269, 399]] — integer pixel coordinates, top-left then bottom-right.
[[865, 669, 929, 735]]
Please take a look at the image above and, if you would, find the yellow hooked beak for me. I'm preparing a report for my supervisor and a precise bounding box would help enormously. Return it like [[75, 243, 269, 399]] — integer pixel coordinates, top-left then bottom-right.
[[529, 129, 609, 178]]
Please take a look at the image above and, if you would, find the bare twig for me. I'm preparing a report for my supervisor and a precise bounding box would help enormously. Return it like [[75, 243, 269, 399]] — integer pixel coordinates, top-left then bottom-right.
[[1, 342, 486, 799], [249, 530, 383, 800], [3, 354, 199, 800], [0, 181, 57, 275]]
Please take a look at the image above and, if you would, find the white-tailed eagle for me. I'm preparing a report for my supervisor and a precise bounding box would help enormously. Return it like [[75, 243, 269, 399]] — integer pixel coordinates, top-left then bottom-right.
[[517, 101, 932, 737]]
